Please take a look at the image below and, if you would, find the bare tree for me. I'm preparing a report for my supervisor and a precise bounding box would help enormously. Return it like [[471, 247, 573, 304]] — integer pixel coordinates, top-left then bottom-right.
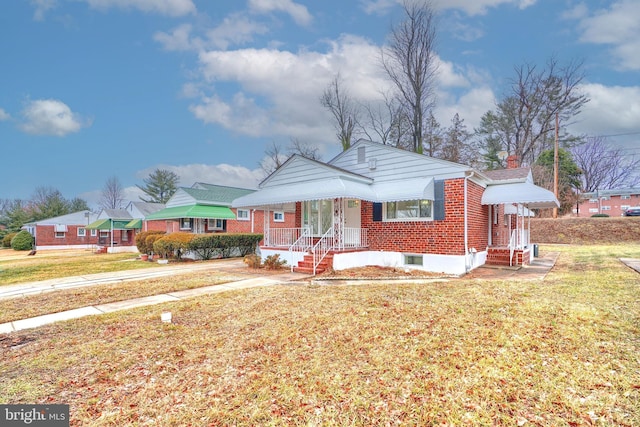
[[477, 56, 589, 166], [321, 73, 359, 151], [99, 176, 125, 210], [571, 136, 640, 192], [360, 90, 409, 147], [260, 138, 321, 177], [381, 0, 438, 154]]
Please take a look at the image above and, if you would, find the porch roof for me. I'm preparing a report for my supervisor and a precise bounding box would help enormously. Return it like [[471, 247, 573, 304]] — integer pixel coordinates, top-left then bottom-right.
[[145, 204, 236, 220], [232, 176, 435, 207], [481, 182, 559, 208]]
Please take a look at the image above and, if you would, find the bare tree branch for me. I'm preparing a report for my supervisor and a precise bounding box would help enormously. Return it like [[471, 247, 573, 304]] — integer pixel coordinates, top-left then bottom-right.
[[320, 73, 360, 151]]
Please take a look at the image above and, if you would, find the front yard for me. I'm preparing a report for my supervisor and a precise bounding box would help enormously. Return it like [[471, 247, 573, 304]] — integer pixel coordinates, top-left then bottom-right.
[[1, 244, 639, 425]]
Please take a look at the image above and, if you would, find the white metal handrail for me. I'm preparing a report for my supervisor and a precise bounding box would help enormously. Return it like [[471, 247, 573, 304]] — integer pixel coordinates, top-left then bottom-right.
[[312, 228, 334, 275], [508, 229, 517, 267]]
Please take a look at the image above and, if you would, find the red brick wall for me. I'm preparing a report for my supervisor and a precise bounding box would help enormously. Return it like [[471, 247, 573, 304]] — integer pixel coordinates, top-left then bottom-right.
[[143, 220, 169, 232], [575, 194, 640, 217], [35, 225, 100, 247], [224, 208, 296, 234], [361, 178, 488, 256]]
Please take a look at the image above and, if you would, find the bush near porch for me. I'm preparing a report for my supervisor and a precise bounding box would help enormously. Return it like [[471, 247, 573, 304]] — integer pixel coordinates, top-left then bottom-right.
[[148, 232, 264, 260]]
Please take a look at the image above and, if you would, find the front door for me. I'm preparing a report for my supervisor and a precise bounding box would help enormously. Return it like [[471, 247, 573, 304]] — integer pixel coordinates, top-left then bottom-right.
[[343, 199, 361, 246]]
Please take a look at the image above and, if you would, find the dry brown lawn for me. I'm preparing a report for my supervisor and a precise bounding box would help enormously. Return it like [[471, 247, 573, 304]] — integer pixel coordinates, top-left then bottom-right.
[[1, 244, 639, 425]]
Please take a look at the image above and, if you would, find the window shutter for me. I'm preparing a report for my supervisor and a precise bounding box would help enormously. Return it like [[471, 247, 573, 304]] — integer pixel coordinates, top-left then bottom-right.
[[373, 203, 382, 221], [434, 180, 445, 220]]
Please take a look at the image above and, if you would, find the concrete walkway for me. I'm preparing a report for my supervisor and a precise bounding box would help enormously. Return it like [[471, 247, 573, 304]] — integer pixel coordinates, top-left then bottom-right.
[[0, 254, 563, 335], [0, 260, 309, 334]]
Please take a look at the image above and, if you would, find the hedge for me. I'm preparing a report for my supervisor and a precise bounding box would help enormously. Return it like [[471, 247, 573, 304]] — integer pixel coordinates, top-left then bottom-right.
[[153, 232, 196, 260], [189, 233, 263, 260], [135, 230, 165, 254]]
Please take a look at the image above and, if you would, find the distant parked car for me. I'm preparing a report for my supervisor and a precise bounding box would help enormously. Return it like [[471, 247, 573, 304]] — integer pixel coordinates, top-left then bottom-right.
[[623, 207, 640, 216]]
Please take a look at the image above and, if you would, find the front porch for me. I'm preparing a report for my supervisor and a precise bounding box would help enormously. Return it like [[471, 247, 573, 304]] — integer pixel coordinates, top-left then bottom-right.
[[262, 226, 369, 274]]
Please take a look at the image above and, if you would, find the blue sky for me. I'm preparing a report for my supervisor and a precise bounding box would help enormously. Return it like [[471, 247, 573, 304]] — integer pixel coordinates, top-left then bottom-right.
[[1, 0, 639, 207]]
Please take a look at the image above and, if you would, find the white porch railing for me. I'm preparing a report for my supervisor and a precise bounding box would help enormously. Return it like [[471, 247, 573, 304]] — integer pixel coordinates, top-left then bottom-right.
[[337, 227, 368, 250], [508, 230, 517, 267], [266, 228, 304, 247], [312, 228, 334, 275]]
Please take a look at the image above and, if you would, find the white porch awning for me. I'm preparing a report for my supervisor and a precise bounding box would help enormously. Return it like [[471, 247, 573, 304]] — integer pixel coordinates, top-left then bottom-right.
[[233, 176, 437, 207], [372, 177, 434, 202], [233, 177, 377, 207], [481, 182, 559, 208]]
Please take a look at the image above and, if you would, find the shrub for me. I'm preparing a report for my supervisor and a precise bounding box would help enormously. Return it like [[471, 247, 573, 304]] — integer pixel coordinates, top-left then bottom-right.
[[145, 234, 165, 256], [2, 232, 17, 248], [243, 254, 262, 269], [189, 234, 223, 260], [135, 230, 165, 254], [153, 232, 196, 260], [11, 230, 34, 251], [263, 253, 287, 270], [591, 213, 610, 218]]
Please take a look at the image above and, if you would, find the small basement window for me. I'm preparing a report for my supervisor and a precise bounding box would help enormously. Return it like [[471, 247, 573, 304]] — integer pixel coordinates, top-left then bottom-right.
[[404, 254, 423, 266]]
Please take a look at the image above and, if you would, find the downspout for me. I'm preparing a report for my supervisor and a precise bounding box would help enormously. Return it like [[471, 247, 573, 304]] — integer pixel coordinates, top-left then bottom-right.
[[251, 209, 256, 233], [464, 171, 475, 273]]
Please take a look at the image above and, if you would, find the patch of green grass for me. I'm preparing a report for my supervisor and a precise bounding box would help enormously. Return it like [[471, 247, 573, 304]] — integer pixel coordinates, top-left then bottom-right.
[[1, 245, 639, 425]]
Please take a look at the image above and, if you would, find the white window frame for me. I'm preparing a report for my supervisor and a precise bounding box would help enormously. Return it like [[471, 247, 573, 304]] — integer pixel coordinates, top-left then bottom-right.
[[55, 231, 65, 238], [621, 195, 631, 200], [588, 208, 599, 213], [208, 219, 224, 230], [588, 198, 598, 204], [180, 218, 192, 230], [90, 229, 97, 237], [121, 230, 129, 241], [383, 199, 433, 222], [237, 209, 250, 221], [273, 211, 285, 223], [404, 254, 423, 266], [77, 227, 86, 237], [601, 205, 611, 211], [100, 231, 109, 238]]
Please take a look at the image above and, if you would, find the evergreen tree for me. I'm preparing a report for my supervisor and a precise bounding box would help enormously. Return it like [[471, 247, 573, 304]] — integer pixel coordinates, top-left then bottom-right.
[[137, 169, 179, 204]]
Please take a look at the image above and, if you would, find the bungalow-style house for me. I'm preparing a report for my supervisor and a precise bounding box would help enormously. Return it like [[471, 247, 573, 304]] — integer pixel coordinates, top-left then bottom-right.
[[232, 140, 559, 275], [86, 202, 165, 253], [575, 187, 640, 217], [144, 183, 295, 235], [22, 210, 100, 250]]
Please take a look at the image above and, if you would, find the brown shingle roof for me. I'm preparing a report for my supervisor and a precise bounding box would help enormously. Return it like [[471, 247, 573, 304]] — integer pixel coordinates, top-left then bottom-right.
[[482, 167, 530, 182]]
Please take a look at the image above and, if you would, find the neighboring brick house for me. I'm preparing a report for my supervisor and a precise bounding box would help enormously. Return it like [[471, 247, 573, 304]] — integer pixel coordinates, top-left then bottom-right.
[[23, 210, 100, 250], [575, 188, 640, 217], [232, 140, 559, 275], [87, 202, 165, 253], [144, 183, 295, 237]]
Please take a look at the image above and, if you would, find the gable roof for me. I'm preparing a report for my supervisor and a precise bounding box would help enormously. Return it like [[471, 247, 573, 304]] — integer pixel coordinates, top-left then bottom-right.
[[165, 185, 255, 209], [127, 201, 165, 216], [99, 209, 133, 220], [23, 210, 97, 226], [232, 142, 459, 207]]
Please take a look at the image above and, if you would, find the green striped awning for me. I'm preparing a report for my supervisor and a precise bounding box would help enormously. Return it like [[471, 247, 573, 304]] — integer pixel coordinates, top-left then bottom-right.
[[125, 219, 142, 229], [86, 219, 135, 230], [145, 204, 236, 220]]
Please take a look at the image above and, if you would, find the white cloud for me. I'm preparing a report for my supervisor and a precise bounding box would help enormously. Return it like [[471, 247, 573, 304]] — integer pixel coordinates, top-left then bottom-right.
[[20, 99, 90, 136], [568, 83, 640, 142], [436, 86, 496, 131], [30, 0, 57, 21], [154, 24, 198, 51], [248, 0, 312, 26], [81, 0, 196, 16], [136, 163, 263, 189], [0, 108, 10, 121], [433, 0, 538, 16], [572, 0, 640, 70], [206, 13, 270, 50]]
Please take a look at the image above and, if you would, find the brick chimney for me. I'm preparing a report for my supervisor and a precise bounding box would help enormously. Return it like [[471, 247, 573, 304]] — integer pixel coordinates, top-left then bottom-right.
[[506, 154, 519, 169]]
